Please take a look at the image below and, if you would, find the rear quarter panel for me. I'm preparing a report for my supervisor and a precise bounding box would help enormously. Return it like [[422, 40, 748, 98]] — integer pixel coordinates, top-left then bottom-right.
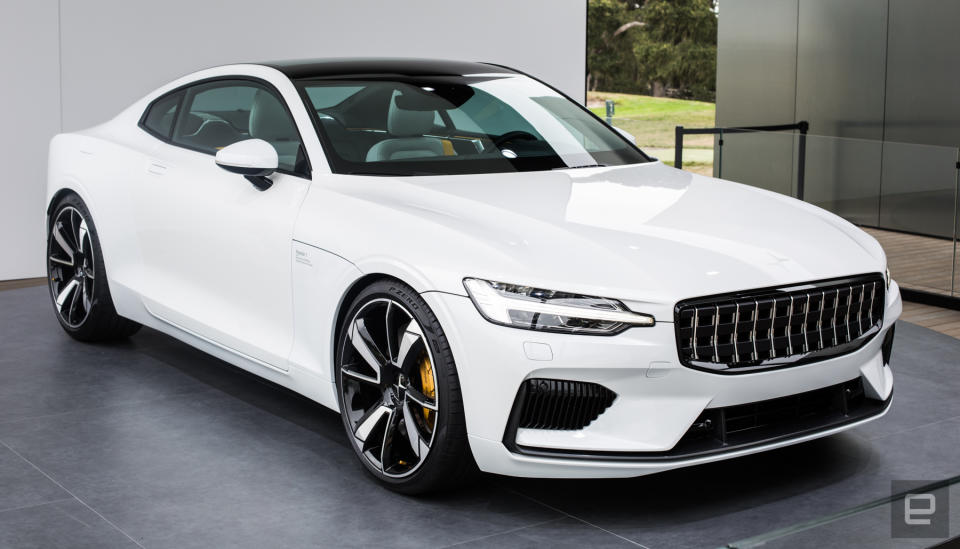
[[47, 127, 156, 323]]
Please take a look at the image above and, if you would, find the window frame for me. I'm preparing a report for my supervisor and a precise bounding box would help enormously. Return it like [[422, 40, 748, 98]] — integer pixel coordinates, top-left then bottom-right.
[[137, 75, 312, 180]]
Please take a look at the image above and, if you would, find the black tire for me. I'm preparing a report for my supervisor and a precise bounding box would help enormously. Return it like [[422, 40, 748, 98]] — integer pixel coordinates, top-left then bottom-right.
[[334, 279, 477, 494], [46, 193, 141, 342]]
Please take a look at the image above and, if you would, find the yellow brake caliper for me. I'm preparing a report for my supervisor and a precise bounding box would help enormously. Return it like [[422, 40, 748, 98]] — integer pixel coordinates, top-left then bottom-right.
[[418, 355, 436, 430]]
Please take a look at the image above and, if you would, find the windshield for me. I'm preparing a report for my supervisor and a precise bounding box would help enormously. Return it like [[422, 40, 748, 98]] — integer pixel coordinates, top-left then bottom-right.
[[296, 74, 649, 175]]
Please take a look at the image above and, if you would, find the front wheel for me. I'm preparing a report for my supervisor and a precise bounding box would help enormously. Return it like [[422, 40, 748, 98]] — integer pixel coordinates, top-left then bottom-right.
[[47, 194, 141, 341], [335, 280, 475, 494]]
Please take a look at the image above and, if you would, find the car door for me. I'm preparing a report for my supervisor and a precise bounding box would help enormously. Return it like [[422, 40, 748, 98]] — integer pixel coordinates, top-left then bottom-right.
[[134, 78, 312, 369]]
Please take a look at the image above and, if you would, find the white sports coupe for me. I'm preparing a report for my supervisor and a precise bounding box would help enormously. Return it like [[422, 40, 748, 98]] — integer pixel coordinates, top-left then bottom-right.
[[46, 58, 899, 493]]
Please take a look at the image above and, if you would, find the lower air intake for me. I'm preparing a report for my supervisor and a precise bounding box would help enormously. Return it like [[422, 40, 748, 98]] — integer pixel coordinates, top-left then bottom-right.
[[512, 379, 616, 430]]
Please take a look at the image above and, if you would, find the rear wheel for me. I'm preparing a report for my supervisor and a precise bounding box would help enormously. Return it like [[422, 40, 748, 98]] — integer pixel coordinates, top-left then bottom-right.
[[47, 194, 140, 341], [335, 280, 475, 494]]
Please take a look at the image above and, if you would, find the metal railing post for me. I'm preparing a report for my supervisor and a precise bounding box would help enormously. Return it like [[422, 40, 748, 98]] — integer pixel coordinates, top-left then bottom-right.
[[951, 149, 959, 297], [675, 126, 684, 169], [796, 121, 809, 201], [717, 128, 723, 178]]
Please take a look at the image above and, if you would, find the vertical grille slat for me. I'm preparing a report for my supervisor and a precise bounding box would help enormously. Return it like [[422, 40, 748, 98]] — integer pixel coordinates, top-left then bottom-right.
[[801, 292, 810, 353], [675, 275, 885, 373], [786, 296, 794, 356], [857, 284, 867, 337], [546, 383, 561, 427], [817, 290, 826, 351], [732, 302, 741, 363], [555, 381, 568, 429], [692, 308, 700, 360], [534, 387, 546, 428]]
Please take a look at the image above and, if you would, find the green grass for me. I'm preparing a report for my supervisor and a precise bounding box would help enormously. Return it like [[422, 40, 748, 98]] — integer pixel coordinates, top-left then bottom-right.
[[587, 91, 716, 149]]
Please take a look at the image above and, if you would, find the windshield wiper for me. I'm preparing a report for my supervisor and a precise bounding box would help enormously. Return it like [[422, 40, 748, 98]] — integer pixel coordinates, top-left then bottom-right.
[[553, 163, 607, 170]]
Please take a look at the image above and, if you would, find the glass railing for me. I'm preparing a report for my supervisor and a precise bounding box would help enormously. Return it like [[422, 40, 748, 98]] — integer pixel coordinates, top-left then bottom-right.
[[607, 116, 960, 300], [720, 476, 960, 548], [605, 117, 717, 177], [718, 129, 959, 298]]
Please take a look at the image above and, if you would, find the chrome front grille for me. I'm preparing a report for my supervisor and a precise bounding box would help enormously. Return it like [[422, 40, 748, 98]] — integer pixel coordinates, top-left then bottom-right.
[[675, 275, 885, 373]]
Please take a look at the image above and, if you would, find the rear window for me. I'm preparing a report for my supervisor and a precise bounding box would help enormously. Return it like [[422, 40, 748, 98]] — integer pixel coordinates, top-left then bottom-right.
[[141, 91, 184, 138]]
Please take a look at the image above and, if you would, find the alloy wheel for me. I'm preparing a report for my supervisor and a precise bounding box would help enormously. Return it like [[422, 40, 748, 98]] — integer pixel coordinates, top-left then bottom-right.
[[48, 206, 95, 328], [338, 298, 439, 478]]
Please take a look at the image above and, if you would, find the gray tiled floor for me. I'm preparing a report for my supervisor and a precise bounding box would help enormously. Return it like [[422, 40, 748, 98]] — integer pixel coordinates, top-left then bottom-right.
[[0, 285, 958, 548]]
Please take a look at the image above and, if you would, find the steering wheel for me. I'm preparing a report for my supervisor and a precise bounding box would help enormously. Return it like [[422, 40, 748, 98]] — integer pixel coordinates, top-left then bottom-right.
[[492, 130, 539, 148]]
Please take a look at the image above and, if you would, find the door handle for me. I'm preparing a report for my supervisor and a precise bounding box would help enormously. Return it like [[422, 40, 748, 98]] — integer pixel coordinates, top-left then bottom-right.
[[147, 161, 167, 176]]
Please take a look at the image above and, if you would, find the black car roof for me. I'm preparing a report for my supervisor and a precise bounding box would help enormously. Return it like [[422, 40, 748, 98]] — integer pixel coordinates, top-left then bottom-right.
[[261, 58, 517, 80]]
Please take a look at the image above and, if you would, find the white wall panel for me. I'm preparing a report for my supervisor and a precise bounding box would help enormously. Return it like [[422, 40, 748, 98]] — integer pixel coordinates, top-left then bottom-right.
[[59, 0, 586, 131], [0, 0, 61, 280], [1, 0, 585, 280]]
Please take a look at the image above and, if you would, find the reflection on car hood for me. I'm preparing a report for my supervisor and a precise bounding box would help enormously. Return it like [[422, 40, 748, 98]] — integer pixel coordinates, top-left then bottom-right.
[[310, 162, 884, 320]]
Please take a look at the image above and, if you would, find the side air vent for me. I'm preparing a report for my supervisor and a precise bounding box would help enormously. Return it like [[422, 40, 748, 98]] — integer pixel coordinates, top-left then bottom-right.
[[513, 379, 616, 430]]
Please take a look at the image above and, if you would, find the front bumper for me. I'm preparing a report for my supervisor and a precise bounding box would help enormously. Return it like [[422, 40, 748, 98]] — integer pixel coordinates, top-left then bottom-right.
[[422, 280, 901, 479]]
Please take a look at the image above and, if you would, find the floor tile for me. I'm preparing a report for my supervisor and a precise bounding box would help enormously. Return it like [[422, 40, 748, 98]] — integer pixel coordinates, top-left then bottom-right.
[[854, 322, 960, 441], [0, 287, 246, 424], [447, 516, 641, 548], [0, 368, 560, 548], [0, 443, 68, 513], [0, 499, 138, 549]]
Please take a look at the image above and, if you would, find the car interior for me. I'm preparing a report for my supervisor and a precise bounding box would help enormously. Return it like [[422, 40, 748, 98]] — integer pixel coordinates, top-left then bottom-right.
[[307, 81, 553, 166]]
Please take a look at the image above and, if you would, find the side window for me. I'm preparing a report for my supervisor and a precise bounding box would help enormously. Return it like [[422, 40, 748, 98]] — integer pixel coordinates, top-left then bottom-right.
[[141, 91, 184, 138], [171, 80, 307, 175]]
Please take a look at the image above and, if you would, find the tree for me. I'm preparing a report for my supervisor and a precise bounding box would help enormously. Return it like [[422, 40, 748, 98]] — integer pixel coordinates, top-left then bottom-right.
[[586, 0, 644, 93], [634, 0, 717, 99], [587, 0, 717, 101]]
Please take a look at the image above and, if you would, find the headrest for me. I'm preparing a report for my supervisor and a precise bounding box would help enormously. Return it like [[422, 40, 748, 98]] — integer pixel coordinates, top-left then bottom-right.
[[181, 113, 204, 135], [249, 90, 296, 141], [387, 92, 435, 137]]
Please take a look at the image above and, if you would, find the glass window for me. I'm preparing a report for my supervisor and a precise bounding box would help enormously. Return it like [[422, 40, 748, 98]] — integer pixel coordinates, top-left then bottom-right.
[[171, 80, 307, 175], [297, 75, 648, 176], [305, 85, 364, 110], [141, 91, 183, 138]]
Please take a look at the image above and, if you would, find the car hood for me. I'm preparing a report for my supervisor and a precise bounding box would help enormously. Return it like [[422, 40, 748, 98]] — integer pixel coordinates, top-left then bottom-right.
[[308, 162, 885, 321]]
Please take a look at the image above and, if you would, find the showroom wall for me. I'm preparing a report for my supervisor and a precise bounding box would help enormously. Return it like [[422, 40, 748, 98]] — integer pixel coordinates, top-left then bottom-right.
[[0, 0, 587, 281], [716, 0, 960, 239], [0, 1, 61, 281]]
